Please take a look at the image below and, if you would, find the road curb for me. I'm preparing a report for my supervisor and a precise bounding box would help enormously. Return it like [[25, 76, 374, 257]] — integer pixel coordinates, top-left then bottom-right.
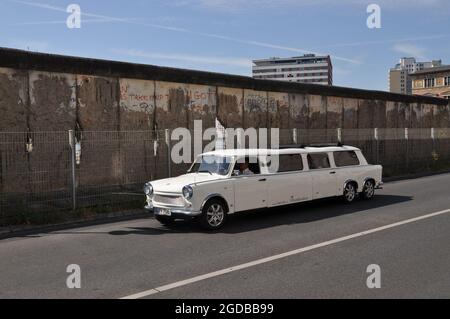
[[383, 169, 450, 183], [0, 210, 153, 240]]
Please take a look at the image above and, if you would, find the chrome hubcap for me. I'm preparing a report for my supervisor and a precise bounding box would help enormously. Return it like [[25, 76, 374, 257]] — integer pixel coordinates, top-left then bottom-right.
[[365, 182, 374, 197], [206, 204, 224, 227], [345, 185, 355, 201]]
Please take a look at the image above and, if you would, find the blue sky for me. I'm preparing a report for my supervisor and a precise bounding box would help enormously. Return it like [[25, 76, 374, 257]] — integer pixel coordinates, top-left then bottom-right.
[[0, 0, 449, 91]]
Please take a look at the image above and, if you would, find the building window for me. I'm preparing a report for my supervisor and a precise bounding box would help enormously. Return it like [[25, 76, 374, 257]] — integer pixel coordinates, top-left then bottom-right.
[[445, 77, 450, 86], [424, 78, 435, 88]]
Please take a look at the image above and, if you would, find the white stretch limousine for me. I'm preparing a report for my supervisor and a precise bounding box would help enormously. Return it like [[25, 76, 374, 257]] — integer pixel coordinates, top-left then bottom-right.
[[144, 145, 383, 230]]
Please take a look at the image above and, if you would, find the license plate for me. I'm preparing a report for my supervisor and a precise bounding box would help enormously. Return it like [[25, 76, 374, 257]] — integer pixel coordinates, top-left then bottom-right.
[[158, 208, 171, 216]]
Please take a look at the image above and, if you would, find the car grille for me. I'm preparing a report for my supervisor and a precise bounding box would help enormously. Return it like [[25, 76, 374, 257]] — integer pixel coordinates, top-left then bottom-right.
[[153, 194, 185, 207]]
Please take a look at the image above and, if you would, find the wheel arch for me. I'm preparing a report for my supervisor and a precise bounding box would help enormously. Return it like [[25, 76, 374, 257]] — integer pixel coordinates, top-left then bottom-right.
[[363, 177, 376, 185], [200, 194, 230, 213], [343, 179, 358, 193]]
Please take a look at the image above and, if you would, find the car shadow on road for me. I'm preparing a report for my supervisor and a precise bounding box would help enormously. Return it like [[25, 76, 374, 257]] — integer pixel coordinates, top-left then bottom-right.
[[107, 194, 413, 236]]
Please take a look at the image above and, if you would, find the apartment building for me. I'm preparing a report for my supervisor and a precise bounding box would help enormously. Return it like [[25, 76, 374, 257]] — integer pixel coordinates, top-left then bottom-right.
[[389, 57, 442, 94], [252, 54, 332, 85]]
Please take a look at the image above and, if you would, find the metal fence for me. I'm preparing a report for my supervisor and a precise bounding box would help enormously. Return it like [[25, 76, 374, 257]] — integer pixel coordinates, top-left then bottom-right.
[[1, 128, 450, 226]]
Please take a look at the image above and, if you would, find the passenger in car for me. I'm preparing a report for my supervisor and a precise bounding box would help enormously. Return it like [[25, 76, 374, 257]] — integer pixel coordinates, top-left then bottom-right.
[[238, 159, 255, 175]]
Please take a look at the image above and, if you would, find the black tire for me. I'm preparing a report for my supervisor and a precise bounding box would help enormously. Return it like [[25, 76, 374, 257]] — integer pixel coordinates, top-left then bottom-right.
[[155, 215, 175, 226], [343, 182, 357, 203], [198, 198, 228, 230], [361, 180, 375, 200]]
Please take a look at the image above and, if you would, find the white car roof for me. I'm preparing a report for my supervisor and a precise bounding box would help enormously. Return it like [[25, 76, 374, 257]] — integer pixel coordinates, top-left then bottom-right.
[[201, 145, 361, 157]]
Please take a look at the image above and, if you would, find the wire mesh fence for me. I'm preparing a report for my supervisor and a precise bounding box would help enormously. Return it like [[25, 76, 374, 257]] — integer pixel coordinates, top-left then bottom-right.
[[1, 128, 450, 226]]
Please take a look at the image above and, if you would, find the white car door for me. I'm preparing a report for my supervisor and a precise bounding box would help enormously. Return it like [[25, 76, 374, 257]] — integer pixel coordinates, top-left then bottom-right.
[[232, 156, 268, 212], [307, 152, 338, 199], [266, 153, 312, 206]]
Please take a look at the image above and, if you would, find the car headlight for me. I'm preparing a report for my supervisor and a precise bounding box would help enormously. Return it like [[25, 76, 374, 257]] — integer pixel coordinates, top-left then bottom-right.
[[143, 183, 153, 196], [182, 185, 193, 200]]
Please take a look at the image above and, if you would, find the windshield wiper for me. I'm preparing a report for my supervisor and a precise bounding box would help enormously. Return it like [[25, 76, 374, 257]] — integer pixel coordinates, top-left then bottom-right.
[[197, 170, 213, 175]]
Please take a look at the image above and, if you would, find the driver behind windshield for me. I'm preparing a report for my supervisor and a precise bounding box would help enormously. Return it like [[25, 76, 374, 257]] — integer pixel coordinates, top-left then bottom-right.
[[238, 159, 254, 175]]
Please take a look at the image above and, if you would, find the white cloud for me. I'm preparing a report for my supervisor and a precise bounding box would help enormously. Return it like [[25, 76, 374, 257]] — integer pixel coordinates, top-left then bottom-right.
[[8, 0, 137, 22], [112, 49, 252, 68], [392, 43, 428, 60], [10, 18, 140, 26], [11, 0, 360, 64]]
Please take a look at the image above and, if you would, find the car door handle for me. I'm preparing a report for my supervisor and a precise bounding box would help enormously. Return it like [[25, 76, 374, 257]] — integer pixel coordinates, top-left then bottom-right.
[[259, 178, 267, 182], [330, 171, 336, 174]]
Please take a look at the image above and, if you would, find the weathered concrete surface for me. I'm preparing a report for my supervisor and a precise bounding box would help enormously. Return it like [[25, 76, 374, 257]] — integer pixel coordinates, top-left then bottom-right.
[[342, 98, 358, 129], [434, 104, 450, 127], [0, 68, 28, 132], [326, 96, 342, 129], [155, 81, 189, 130], [27, 71, 76, 194], [357, 99, 376, 128], [268, 92, 290, 129], [0, 68, 29, 194], [217, 87, 243, 128], [118, 78, 157, 185], [289, 94, 309, 130], [185, 84, 217, 129], [421, 104, 434, 129], [410, 103, 421, 128], [309, 95, 327, 129], [79, 75, 119, 131], [29, 71, 76, 131], [243, 89, 268, 129], [120, 78, 155, 131]]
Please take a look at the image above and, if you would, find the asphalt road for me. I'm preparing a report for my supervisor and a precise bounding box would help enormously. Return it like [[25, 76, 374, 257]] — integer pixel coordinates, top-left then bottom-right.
[[1, 173, 450, 299]]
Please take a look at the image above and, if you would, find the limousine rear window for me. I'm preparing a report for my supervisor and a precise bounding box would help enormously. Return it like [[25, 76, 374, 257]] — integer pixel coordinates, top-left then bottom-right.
[[334, 151, 360, 167], [307, 153, 331, 170], [276, 154, 303, 172]]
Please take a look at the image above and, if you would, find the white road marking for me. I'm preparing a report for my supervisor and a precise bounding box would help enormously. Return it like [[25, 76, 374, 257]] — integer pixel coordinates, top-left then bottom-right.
[[120, 208, 450, 299]]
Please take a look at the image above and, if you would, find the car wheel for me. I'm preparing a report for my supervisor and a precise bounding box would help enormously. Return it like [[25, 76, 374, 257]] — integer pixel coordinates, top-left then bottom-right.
[[343, 182, 357, 203], [361, 180, 375, 200], [155, 215, 175, 226], [199, 198, 227, 230]]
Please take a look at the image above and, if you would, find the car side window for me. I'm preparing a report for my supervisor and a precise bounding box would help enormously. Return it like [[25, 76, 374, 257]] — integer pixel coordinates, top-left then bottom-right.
[[275, 154, 303, 172], [334, 151, 360, 167], [307, 153, 331, 170], [232, 156, 261, 176]]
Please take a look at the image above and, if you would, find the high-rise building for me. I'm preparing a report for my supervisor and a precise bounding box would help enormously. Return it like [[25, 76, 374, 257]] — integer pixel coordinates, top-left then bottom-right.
[[389, 57, 442, 94], [252, 54, 332, 85]]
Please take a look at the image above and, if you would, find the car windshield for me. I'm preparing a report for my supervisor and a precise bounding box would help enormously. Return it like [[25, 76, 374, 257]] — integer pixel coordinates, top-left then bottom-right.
[[188, 155, 232, 176]]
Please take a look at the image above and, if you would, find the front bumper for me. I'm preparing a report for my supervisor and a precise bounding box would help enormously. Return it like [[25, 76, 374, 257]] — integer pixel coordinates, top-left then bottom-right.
[[145, 197, 201, 217], [153, 206, 201, 217]]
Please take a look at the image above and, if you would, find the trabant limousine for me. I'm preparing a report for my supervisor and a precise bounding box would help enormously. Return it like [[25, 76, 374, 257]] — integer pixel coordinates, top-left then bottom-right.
[[144, 145, 383, 230]]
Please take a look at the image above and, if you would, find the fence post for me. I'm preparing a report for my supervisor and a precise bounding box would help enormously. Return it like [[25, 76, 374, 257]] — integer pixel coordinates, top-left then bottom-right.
[[431, 127, 436, 166], [405, 128, 409, 170], [292, 128, 297, 144], [68, 130, 77, 211], [337, 128, 342, 144], [165, 129, 171, 178], [374, 128, 379, 164]]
